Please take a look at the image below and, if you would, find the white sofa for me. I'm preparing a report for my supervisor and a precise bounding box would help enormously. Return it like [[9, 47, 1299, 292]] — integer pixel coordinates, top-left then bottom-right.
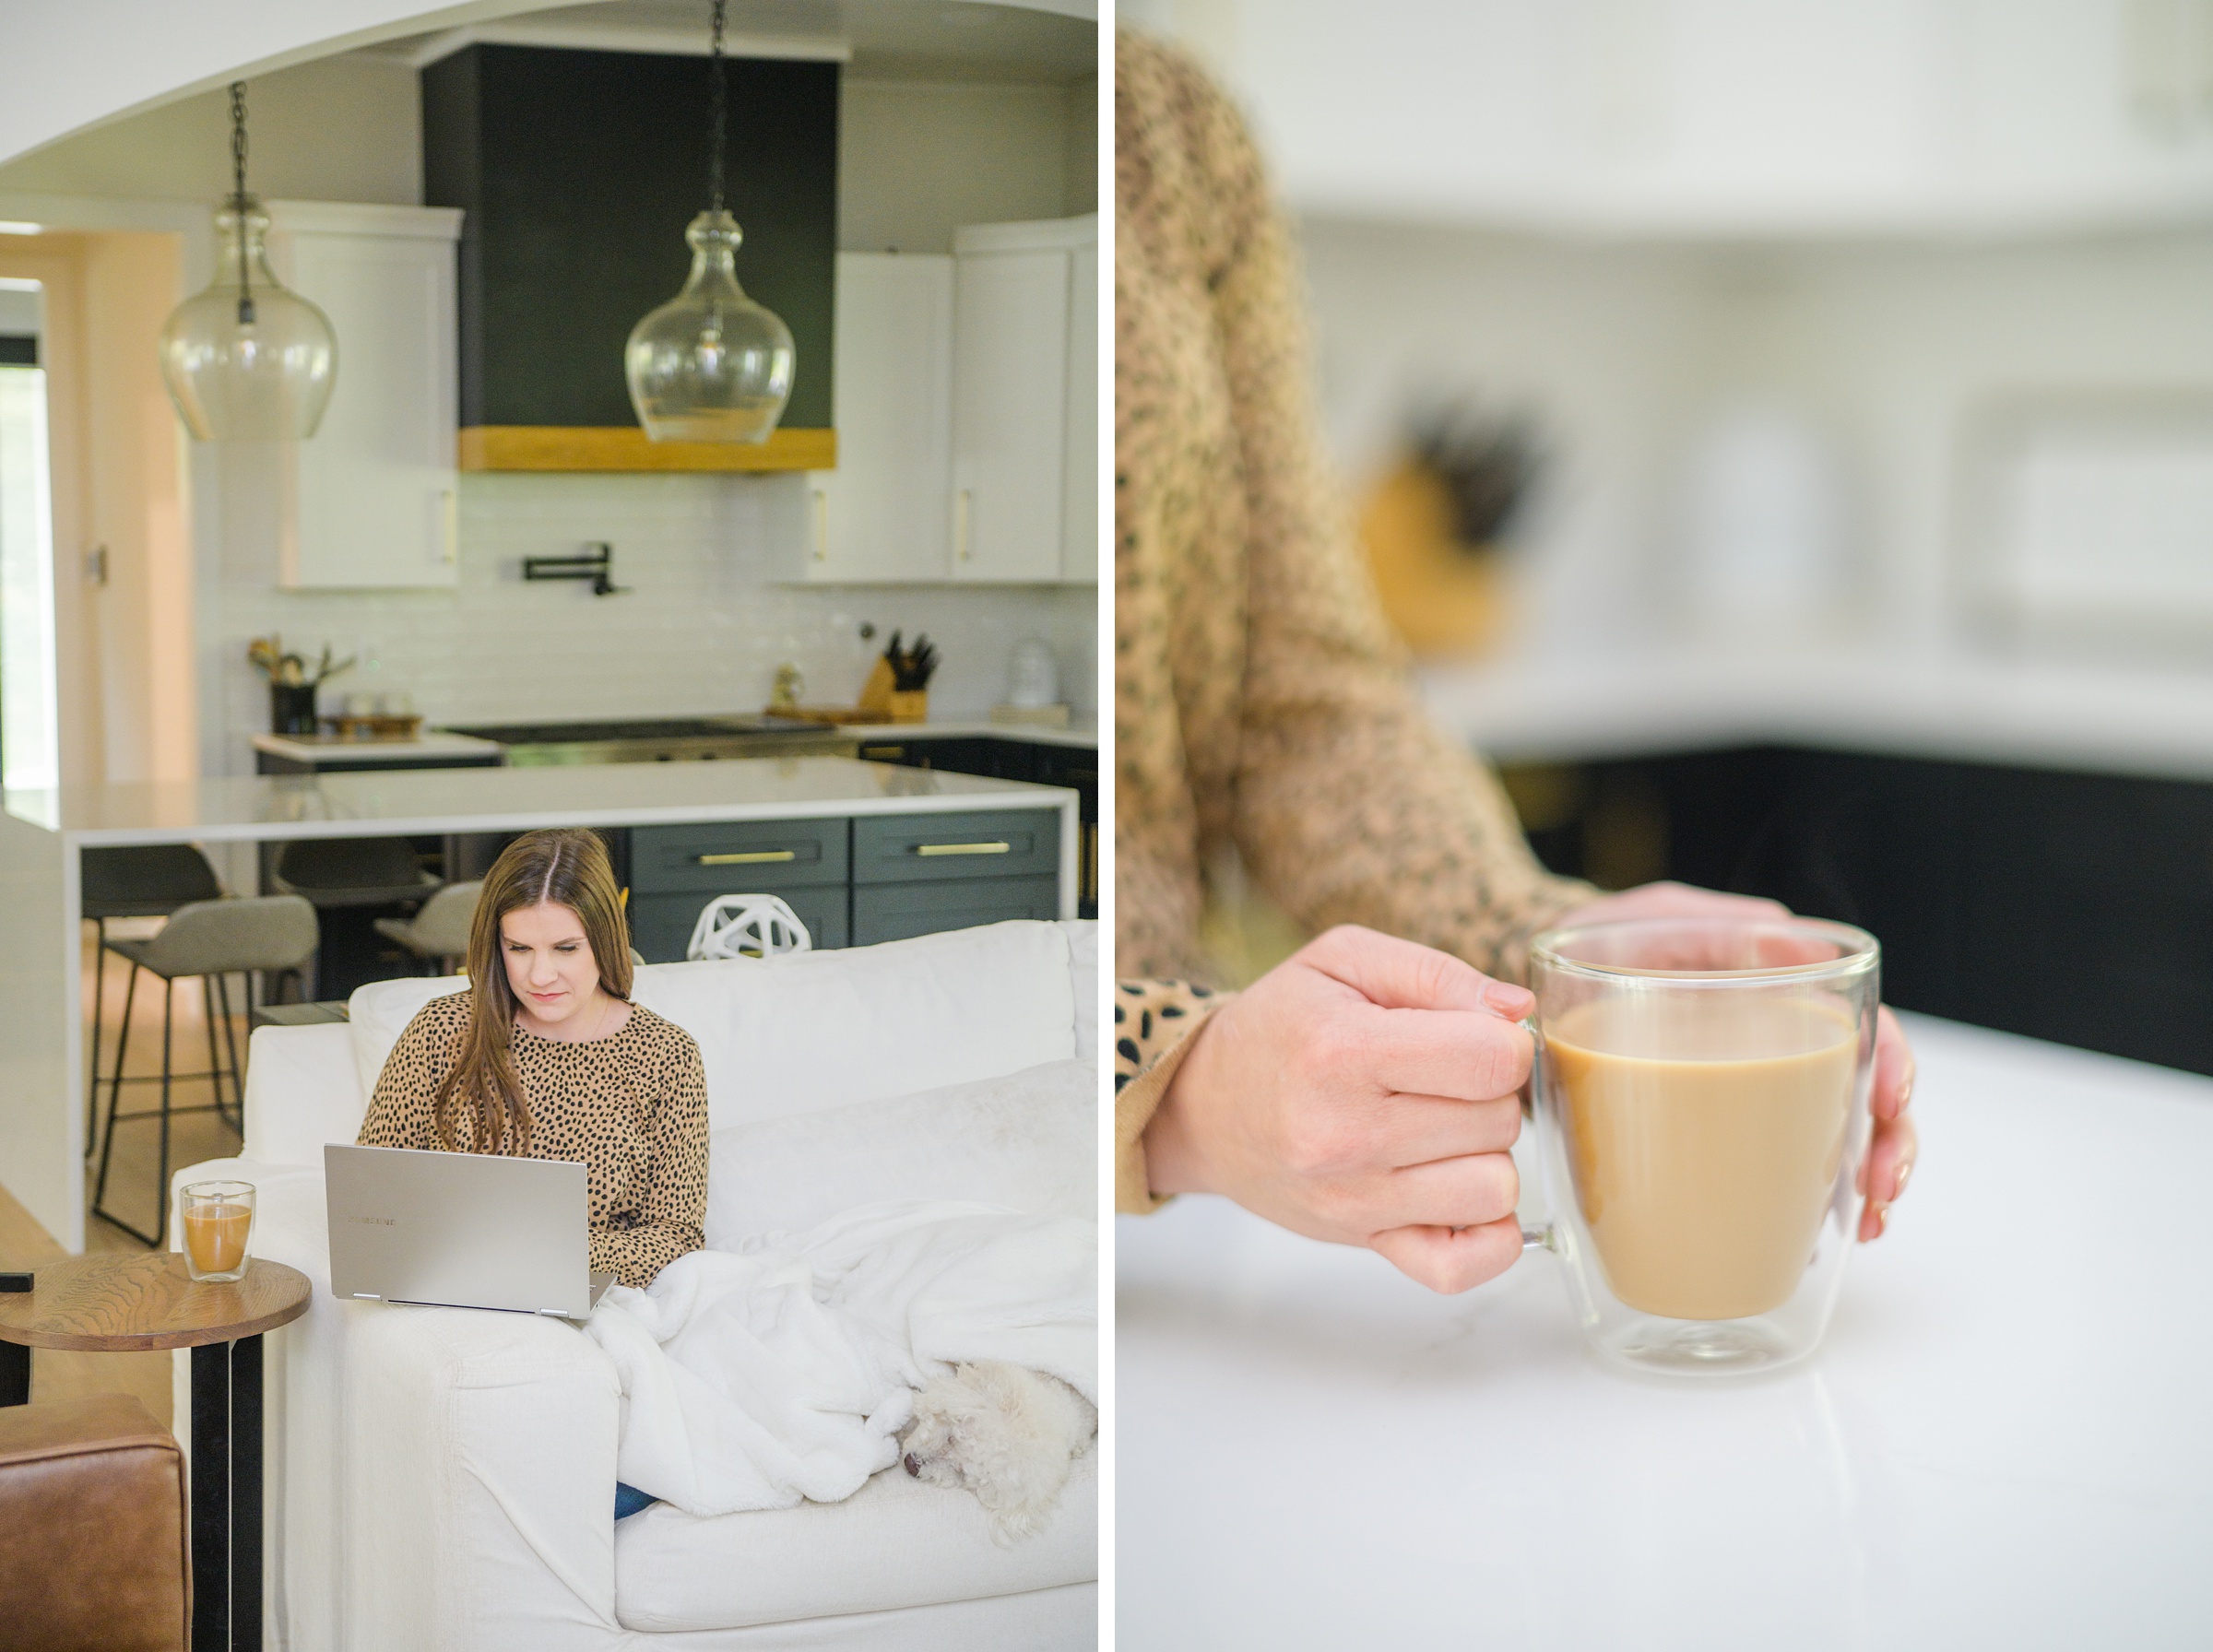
[[170, 920, 1098, 1652]]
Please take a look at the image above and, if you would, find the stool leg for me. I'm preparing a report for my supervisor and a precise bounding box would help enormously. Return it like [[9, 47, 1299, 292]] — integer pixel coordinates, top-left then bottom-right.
[[154, 977, 173, 1247], [217, 972, 245, 1121], [84, 917, 105, 1160], [92, 962, 140, 1219], [201, 972, 230, 1138]]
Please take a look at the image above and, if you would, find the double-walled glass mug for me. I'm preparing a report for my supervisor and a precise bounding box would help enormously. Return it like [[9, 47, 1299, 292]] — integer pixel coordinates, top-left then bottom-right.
[[179, 1180, 256, 1282], [1518, 916, 1879, 1376]]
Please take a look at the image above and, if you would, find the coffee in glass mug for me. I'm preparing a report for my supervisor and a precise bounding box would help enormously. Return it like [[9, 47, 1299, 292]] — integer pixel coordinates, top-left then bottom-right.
[[1520, 917, 1878, 1375], [180, 1179, 255, 1282]]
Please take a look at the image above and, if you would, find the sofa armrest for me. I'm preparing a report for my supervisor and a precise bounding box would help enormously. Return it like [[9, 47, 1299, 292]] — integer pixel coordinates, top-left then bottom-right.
[[170, 1155, 625, 1652], [347, 1300, 623, 1651]]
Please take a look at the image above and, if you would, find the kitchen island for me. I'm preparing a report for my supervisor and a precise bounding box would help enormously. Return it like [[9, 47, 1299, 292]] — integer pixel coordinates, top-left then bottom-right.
[[0, 757, 1080, 1250]]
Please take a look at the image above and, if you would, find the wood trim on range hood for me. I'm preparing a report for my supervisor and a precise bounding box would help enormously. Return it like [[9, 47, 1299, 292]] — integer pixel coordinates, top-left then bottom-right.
[[457, 426, 836, 472]]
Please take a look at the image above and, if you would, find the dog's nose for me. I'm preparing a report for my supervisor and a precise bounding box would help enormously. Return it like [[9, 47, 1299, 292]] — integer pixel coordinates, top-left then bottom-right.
[[904, 1453, 921, 1477]]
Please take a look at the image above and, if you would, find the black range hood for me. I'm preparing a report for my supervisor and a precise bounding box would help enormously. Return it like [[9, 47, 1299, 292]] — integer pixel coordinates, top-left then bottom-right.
[[421, 42, 839, 473]]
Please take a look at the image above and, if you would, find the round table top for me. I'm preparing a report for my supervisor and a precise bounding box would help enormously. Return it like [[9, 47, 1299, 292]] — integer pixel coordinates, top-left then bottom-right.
[[0, 1253, 311, 1352]]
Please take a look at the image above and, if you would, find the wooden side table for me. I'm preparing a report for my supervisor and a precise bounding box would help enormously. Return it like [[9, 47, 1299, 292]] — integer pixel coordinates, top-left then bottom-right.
[[0, 1252, 311, 1652]]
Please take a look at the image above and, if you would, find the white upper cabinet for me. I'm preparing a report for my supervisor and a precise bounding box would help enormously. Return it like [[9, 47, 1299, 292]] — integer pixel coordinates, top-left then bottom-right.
[[266, 202, 461, 588], [1163, 0, 2213, 237], [796, 254, 955, 584], [951, 215, 1097, 584]]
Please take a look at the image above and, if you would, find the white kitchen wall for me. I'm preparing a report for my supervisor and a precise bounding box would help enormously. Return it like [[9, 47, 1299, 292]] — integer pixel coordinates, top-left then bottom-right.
[[1296, 215, 2213, 658], [205, 469, 1095, 775]]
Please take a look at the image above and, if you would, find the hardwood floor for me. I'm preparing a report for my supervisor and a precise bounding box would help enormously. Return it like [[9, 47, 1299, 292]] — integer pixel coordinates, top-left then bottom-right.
[[0, 925, 251, 1432]]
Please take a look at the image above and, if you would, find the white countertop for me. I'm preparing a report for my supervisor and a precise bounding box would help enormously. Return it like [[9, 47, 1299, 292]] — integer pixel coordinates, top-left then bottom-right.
[[1117, 1012, 2213, 1649], [252, 731, 506, 764], [1421, 646, 2213, 780], [4, 756, 1072, 845]]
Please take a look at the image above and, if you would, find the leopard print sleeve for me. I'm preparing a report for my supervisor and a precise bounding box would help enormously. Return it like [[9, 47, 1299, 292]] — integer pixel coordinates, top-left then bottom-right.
[[589, 1021, 709, 1288], [357, 994, 469, 1149], [1113, 978, 1228, 1214]]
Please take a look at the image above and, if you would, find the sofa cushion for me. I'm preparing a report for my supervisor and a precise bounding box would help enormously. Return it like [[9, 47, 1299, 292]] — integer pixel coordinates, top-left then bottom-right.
[[613, 1448, 1095, 1632], [1062, 920, 1096, 1063], [244, 1023, 367, 1163], [704, 1058, 1095, 1245], [348, 921, 1076, 1130]]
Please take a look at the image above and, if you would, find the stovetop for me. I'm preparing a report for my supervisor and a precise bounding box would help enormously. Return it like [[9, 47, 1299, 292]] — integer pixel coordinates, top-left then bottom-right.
[[441, 714, 827, 746]]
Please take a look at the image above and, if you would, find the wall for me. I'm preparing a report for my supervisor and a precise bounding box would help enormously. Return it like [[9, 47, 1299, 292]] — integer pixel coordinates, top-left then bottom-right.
[[0, 231, 199, 786], [83, 233, 195, 783], [207, 471, 1096, 774], [1295, 215, 2213, 659], [840, 77, 1090, 251], [0, 55, 424, 207]]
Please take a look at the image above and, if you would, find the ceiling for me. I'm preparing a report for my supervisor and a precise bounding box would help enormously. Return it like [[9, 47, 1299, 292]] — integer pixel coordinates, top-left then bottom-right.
[[374, 0, 1099, 82]]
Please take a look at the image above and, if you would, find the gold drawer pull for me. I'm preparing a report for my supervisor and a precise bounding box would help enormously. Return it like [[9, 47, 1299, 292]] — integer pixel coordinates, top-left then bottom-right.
[[696, 850, 798, 865], [915, 841, 1011, 857]]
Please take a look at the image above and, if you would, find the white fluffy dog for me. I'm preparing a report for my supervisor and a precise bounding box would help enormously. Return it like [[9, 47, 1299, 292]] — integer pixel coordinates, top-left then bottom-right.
[[901, 1361, 1097, 1543]]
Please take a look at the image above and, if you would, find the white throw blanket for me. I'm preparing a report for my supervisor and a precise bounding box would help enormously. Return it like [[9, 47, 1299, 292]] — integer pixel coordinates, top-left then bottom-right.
[[582, 1200, 1095, 1516]]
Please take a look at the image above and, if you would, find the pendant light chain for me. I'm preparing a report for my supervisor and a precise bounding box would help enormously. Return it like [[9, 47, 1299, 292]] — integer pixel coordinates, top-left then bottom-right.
[[228, 81, 256, 325], [707, 0, 728, 215]]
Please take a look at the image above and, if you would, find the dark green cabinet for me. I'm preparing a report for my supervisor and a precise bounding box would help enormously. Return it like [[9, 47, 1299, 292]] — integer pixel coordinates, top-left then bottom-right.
[[858, 737, 1096, 918], [421, 43, 838, 439], [852, 877, 1059, 946], [626, 808, 1062, 962]]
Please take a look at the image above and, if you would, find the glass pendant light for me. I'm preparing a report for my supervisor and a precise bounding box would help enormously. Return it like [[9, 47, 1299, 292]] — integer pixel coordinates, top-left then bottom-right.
[[158, 83, 337, 442], [624, 0, 795, 443]]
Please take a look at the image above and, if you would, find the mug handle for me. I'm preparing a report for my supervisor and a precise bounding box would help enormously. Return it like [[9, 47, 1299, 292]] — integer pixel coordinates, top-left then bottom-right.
[[1517, 1015, 1559, 1254]]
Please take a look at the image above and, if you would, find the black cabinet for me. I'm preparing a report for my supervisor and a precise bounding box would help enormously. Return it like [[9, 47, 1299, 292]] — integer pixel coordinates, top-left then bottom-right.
[[422, 43, 838, 436], [1505, 746, 2213, 1076], [858, 737, 1097, 917]]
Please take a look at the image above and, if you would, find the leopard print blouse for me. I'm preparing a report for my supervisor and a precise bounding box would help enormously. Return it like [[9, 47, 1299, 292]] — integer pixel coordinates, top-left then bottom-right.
[[356, 992, 710, 1288], [1112, 32, 1594, 1210]]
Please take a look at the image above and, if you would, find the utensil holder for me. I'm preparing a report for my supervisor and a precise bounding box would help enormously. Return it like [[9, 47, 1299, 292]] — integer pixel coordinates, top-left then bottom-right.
[[269, 684, 318, 737]]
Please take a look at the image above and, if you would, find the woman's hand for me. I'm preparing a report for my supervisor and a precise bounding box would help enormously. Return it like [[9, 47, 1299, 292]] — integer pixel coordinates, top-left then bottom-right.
[[1550, 881, 1919, 1242], [1142, 926, 1535, 1294]]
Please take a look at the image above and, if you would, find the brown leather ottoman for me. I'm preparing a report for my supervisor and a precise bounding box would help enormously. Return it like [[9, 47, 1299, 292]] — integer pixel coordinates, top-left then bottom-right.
[[0, 1393, 188, 1652]]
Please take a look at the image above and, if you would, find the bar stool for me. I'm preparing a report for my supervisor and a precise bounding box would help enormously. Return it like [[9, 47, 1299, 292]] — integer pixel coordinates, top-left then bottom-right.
[[273, 836, 442, 1000], [92, 895, 318, 1246], [81, 845, 225, 1160], [373, 879, 481, 974], [270, 836, 441, 908]]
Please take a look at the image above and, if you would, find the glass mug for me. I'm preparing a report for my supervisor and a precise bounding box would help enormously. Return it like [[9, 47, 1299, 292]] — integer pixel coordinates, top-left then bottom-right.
[[179, 1180, 256, 1282], [1518, 916, 1879, 1376]]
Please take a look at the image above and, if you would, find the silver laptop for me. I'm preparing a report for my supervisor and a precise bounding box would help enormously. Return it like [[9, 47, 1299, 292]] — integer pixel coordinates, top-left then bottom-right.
[[325, 1143, 615, 1320]]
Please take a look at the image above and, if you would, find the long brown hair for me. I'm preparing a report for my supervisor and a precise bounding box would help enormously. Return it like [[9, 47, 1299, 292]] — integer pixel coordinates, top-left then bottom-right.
[[432, 828, 634, 1154]]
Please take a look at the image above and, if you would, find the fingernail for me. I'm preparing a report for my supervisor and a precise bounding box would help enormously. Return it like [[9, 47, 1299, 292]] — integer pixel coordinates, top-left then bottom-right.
[[1892, 1158, 1912, 1200], [1485, 982, 1533, 1015], [1874, 1206, 1889, 1237]]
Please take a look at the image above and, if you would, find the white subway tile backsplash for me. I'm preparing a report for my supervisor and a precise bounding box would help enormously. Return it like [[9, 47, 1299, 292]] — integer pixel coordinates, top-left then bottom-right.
[[208, 471, 1095, 774]]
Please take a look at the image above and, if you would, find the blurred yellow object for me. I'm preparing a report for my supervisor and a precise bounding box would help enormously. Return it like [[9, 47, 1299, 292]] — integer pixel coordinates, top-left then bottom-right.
[[1360, 458, 1510, 658], [856, 657, 894, 716]]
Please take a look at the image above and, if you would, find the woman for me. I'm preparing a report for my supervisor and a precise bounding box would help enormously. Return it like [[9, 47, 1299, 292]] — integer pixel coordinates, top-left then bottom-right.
[[1111, 30, 1916, 1287], [357, 828, 709, 1292]]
